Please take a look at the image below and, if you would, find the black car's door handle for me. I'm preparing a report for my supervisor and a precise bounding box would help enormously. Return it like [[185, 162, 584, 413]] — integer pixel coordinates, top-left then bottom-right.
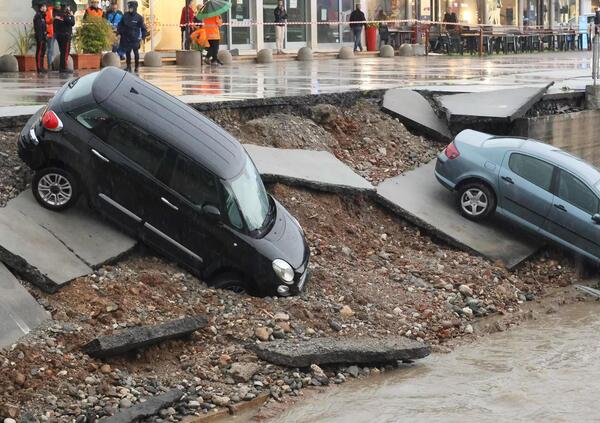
[[161, 197, 179, 211], [91, 148, 110, 163], [501, 176, 514, 184], [554, 204, 567, 212]]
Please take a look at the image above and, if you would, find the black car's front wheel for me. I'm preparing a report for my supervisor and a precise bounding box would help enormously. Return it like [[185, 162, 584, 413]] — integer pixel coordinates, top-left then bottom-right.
[[32, 167, 80, 211], [212, 272, 249, 295], [457, 182, 496, 221]]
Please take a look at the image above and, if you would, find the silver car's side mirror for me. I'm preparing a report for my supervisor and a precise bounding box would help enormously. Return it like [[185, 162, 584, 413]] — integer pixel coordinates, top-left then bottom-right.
[[592, 214, 600, 224]]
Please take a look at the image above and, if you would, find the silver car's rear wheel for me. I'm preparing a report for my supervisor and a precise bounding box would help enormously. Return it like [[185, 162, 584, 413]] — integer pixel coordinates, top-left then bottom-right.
[[457, 182, 496, 221], [32, 167, 80, 211]]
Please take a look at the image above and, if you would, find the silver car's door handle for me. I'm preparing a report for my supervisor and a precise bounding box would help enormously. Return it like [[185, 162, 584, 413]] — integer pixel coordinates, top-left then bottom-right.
[[501, 176, 514, 184], [554, 203, 567, 212], [91, 149, 110, 163], [161, 197, 179, 211]]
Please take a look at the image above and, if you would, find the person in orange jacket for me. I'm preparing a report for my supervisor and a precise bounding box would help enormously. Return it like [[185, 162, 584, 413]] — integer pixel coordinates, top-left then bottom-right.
[[45, 3, 55, 69], [84, 0, 104, 19], [203, 15, 223, 65]]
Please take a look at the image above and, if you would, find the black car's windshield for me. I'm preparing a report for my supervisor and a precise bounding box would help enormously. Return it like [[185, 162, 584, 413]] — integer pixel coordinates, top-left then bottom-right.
[[226, 157, 271, 232]]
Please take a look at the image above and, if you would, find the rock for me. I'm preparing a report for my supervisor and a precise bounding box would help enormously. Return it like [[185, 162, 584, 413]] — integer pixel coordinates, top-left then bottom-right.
[[211, 395, 230, 406], [99, 390, 183, 423], [392, 307, 402, 316], [217, 49, 233, 64], [219, 354, 232, 366], [339, 305, 354, 318], [329, 319, 343, 331], [250, 336, 431, 367], [398, 44, 414, 56], [229, 362, 260, 382], [119, 398, 133, 408], [0, 404, 19, 419], [14, 372, 26, 386], [297, 47, 313, 61], [176, 49, 201, 67], [465, 324, 474, 334], [256, 49, 273, 64], [4, 419, 17, 423], [347, 365, 360, 378], [274, 312, 290, 321], [310, 104, 340, 124], [459, 285, 473, 297], [276, 321, 291, 333], [143, 51, 162, 67], [82, 315, 207, 358], [0, 55, 18, 72], [310, 364, 326, 378], [106, 303, 119, 312], [101, 52, 120, 68], [255, 326, 272, 341], [338, 46, 354, 59], [461, 307, 474, 318], [100, 364, 112, 374], [380, 45, 394, 57]]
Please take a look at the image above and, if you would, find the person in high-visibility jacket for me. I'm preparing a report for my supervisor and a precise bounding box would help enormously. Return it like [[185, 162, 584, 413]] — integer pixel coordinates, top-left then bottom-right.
[[190, 27, 209, 51], [203, 15, 223, 65]]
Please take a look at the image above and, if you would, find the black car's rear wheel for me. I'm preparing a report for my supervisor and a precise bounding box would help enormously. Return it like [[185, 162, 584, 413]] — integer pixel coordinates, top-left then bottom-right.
[[32, 167, 80, 211], [457, 182, 496, 221], [212, 273, 249, 295]]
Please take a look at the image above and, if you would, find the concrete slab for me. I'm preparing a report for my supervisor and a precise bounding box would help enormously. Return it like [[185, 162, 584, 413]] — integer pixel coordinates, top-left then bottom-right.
[[0, 191, 136, 292], [0, 263, 50, 349], [382, 89, 452, 141], [437, 86, 550, 123], [376, 161, 541, 268], [244, 144, 374, 194]]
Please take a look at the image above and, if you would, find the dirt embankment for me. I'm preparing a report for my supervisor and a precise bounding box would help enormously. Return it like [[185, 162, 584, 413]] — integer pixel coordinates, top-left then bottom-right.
[[0, 130, 30, 207], [0, 101, 587, 422]]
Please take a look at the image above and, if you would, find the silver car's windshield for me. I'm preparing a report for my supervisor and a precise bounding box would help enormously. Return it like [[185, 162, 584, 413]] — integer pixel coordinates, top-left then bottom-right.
[[227, 157, 270, 232]]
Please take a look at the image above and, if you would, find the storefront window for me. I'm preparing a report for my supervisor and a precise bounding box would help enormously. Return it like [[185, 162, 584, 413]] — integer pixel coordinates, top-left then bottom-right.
[[523, 0, 537, 26], [231, 0, 252, 45], [555, 0, 577, 24], [287, 0, 307, 42], [486, 0, 516, 25], [341, 0, 354, 43], [263, 0, 277, 43], [317, 0, 341, 43]]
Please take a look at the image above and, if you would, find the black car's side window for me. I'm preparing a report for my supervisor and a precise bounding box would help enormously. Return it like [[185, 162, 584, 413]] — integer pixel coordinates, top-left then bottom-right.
[[74, 107, 116, 140], [168, 154, 218, 206], [508, 153, 554, 191], [557, 171, 599, 215]]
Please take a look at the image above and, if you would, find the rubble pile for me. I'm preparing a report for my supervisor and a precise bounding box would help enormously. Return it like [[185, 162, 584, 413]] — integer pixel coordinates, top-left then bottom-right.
[[0, 131, 30, 207]]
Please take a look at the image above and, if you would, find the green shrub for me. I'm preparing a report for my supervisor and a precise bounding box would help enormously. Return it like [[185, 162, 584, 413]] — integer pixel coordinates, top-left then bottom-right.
[[75, 15, 114, 54], [10, 25, 35, 55]]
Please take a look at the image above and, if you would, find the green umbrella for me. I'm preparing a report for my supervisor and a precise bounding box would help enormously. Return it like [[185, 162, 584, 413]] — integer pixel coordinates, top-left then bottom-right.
[[31, 0, 77, 10], [196, 0, 231, 20]]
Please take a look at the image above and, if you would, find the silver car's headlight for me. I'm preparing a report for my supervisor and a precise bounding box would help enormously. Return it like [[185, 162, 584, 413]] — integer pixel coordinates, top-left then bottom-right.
[[272, 259, 294, 284]]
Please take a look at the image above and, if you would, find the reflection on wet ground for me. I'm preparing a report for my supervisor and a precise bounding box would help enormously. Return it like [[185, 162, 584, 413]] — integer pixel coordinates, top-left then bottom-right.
[[0, 51, 594, 107], [270, 302, 600, 423]]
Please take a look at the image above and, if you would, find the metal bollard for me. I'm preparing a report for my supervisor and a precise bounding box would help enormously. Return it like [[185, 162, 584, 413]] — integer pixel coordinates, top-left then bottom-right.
[[593, 34, 599, 86]]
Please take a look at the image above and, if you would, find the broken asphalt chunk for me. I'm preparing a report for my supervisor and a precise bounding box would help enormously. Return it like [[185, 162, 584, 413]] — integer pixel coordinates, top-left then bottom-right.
[[99, 389, 183, 423], [249, 336, 431, 368], [82, 316, 208, 358]]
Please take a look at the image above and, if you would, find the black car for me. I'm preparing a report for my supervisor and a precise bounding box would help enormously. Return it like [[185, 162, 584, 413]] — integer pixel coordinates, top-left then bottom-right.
[[18, 67, 310, 297]]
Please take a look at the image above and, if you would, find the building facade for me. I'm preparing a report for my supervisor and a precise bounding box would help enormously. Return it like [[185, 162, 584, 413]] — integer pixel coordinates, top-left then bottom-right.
[[0, 0, 594, 55]]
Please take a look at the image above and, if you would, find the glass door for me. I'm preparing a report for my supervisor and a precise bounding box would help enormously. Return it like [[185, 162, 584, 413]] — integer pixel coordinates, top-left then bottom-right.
[[228, 0, 254, 49], [263, 0, 278, 46], [287, 0, 307, 47], [318, 0, 341, 45]]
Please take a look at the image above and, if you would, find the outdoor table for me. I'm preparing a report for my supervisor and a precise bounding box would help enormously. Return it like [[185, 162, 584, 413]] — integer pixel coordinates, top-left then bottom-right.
[[388, 29, 413, 49]]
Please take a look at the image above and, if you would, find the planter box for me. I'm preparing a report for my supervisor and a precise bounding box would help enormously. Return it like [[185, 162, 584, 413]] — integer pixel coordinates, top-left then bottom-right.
[[15, 55, 36, 72], [366, 27, 378, 52], [72, 53, 101, 70]]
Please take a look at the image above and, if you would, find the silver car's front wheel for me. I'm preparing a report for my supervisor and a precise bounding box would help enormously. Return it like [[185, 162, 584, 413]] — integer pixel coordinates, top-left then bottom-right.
[[457, 182, 496, 221]]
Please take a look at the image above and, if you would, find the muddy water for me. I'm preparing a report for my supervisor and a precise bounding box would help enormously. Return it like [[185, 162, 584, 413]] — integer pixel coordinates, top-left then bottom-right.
[[270, 303, 600, 423]]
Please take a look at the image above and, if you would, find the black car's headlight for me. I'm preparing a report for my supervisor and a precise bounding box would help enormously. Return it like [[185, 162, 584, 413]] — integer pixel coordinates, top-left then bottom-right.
[[272, 259, 294, 284]]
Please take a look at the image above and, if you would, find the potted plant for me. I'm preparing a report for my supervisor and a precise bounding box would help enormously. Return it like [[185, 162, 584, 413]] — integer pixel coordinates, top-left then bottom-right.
[[366, 22, 378, 52], [73, 15, 114, 69], [10, 26, 36, 72]]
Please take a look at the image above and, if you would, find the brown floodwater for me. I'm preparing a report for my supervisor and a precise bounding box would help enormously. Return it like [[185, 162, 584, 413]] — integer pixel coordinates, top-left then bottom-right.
[[268, 302, 600, 423]]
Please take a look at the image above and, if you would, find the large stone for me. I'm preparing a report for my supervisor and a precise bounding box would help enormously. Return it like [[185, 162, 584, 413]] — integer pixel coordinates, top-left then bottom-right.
[[0, 55, 18, 72], [382, 88, 452, 141], [256, 48, 273, 64], [101, 52, 121, 68], [380, 45, 394, 57], [398, 43, 414, 56], [143, 51, 163, 67], [250, 336, 430, 367], [176, 49, 202, 67], [228, 362, 261, 382], [338, 46, 354, 59], [244, 144, 374, 195], [297, 47, 313, 61], [100, 390, 183, 423], [0, 263, 50, 350], [376, 160, 541, 268], [412, 43, 426, 56], [82, 315, 207, 358], [437, 85, 550, 124], [585, 84, 600, 110], [51, 54, 74, 71], [0, 191, 136, 292], [217, 49, 233, 64]]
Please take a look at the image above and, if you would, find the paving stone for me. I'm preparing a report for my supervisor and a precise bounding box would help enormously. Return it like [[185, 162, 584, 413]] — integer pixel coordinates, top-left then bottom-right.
[[0, 263, 49, 350], [382, 88, 451, 141], [82, 315, 208, 358], [437, 85, 550, 123], [376, 160, 541, 268], [244, 144, 374, 194], [250, 336, 430, 367], [99, 389, 183, 423]]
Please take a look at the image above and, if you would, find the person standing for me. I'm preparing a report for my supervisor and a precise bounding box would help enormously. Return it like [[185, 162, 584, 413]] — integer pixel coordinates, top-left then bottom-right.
[[349, 4, 366, 52], [45, 2, 55, 70], [274, 0, 288, 54], [84, 0, 104, 19], [443, 8, 457, 32], [118, 1, 147, 72], [203, 14, 223, 65], [106, 1, 125, 59], [180, 0, 195, 50], [34, 2, 48, 74], [595, 7, 600, 35], [53, 1, 75, 74]]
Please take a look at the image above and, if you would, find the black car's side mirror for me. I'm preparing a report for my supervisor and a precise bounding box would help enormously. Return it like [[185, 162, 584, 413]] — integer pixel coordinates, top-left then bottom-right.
[[592, 214, 600, 224], [202, 204, 221, 220]]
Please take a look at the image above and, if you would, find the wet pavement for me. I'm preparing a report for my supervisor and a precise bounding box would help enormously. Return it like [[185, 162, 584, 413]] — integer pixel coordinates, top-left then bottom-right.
[[269, 301, 600, 423], [0, 51, 594, 108]]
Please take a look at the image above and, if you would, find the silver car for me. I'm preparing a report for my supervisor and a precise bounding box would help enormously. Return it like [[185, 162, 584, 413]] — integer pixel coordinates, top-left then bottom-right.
[[435, 129, 600, 264]]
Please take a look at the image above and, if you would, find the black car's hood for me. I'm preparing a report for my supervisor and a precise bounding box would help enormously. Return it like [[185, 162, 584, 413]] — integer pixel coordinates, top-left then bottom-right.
[[263, 200, 308, 270]]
